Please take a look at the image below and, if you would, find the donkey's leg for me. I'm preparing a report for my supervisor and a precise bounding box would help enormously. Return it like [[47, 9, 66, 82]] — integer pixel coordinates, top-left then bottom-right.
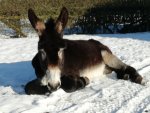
[[32, 53, 45, 79], [60, 76, 76, 92], [25, 79, 50, 95], [61, 75, 89, 93], [101, 50, 143, 84]]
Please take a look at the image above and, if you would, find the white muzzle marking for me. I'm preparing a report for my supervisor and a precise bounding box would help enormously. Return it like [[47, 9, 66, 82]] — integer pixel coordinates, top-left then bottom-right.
[[41, 67, 61, 90]]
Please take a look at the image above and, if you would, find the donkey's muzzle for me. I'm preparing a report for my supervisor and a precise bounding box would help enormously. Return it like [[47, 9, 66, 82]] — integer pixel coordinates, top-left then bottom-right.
[[48, 82, 61, 92]]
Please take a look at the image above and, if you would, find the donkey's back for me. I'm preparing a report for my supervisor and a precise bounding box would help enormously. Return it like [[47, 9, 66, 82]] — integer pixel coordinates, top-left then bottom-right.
[[61, 39, 111, 79]]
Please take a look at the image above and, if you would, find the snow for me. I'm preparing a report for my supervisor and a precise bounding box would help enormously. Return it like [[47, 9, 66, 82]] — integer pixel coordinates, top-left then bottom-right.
[[0, 32, 150, 113]]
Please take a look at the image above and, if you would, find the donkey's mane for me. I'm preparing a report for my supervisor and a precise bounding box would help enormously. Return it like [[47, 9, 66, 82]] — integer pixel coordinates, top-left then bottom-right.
[[45, 18, 55, 32]]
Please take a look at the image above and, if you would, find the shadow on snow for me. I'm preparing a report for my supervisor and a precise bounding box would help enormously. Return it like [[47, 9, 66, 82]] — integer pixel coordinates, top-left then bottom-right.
[[0, 61, 35, 94]]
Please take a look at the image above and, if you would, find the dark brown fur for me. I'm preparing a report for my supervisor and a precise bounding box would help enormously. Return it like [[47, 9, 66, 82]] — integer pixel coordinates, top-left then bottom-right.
[[61, 39, 107, 76], [25, 7, 143, 95]]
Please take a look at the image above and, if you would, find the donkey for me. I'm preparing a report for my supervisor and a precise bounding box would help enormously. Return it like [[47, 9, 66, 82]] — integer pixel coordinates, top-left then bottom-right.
[[25, 7, 144, 94]]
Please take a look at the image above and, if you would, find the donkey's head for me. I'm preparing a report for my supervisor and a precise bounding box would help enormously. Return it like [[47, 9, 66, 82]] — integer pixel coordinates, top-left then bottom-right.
[[28, 7, 68, 91]]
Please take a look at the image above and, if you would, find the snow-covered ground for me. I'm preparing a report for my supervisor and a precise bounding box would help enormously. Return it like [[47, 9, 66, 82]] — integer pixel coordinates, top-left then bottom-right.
[[0, 32, 150, 113]]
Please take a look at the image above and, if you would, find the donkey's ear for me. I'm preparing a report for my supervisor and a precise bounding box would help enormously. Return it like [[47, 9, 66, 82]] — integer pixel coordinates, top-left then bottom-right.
[[55, 7, 68, 33], [28, 8, 45, 36]]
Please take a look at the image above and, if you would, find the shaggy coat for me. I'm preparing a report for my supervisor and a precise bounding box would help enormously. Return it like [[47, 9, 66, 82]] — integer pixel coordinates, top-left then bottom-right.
[[25, 7, 143, 95]]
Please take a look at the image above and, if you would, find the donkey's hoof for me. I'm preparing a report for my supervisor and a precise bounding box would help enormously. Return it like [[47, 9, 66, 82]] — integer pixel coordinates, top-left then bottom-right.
[[123, 74, 129, 80], [83, 77, 90, 85], [134, 75, 143, 84], [141, 78, 148, 86]]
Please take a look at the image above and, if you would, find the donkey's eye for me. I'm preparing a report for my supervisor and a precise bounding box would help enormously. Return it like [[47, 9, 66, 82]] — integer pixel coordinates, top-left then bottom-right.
[[39, 49, 46, 61], [40, 50, 47, 61], [38, 49, 48, 69]]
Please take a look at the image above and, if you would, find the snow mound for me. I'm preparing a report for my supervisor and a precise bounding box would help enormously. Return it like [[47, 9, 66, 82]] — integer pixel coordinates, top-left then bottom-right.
[[0, 33, 150, 113]]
